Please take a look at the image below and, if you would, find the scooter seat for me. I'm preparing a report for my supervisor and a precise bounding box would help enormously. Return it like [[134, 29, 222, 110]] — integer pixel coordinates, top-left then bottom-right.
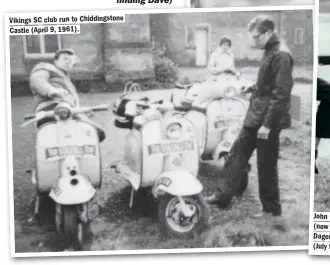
[[132, 116, 145, 130], [114, 96, 149, 129]]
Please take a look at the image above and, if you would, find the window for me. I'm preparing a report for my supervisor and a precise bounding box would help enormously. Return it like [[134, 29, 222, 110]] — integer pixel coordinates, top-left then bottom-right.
[[23, 35, 62, 58], [294, 28, 305, 45]]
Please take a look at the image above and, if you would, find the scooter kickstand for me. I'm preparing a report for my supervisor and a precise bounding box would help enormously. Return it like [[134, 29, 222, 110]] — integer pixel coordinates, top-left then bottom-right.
[[34, 195, 40, 216], [129, 188, 134, 208]]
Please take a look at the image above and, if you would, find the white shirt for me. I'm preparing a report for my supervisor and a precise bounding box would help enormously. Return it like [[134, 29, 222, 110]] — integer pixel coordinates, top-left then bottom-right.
[[207, 49, 235, 80]]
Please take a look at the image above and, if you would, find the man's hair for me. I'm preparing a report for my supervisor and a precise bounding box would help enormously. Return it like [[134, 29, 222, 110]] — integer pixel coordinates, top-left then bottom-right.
[[219, 36, 232, 47], [53, 48, 75, 61], [247, 15, 275, 34]]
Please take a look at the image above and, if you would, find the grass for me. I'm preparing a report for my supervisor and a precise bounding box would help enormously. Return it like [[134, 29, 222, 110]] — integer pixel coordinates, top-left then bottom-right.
[[11, 91, 311, 253], [314, 139, 330, 213]]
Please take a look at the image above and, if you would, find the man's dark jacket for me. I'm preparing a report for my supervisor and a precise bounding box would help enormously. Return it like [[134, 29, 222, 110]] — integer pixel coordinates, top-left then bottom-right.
[[243, 33, 294, 130]]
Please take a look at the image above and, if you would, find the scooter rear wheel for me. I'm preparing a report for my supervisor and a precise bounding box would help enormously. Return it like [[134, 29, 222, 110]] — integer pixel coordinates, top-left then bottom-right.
[[159, 194, 209, 238]]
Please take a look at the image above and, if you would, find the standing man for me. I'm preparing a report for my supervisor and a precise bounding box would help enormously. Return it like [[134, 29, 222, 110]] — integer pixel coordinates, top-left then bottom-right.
[[204, 15, 294, 218]]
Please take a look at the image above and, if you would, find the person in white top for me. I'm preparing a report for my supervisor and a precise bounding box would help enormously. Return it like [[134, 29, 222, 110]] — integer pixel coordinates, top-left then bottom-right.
[[207, 36, 239, 80]]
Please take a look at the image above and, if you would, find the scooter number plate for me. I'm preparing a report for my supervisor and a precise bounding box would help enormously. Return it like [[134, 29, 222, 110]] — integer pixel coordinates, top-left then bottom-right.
[[148, 141, 194, 155], [45, 145, 96, 159]]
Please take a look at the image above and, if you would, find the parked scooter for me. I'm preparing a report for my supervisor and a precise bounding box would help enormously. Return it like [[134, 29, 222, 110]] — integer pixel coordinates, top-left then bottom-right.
[[171, 71, 250, 164], [22, 101, 108, 248], [111, 97, 209, 238]]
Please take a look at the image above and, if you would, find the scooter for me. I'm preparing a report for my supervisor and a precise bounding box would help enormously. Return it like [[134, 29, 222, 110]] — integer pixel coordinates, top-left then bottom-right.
[[22, 101, 108, 248], [111, 98, 209, 238], [171, 72, 250, 164]]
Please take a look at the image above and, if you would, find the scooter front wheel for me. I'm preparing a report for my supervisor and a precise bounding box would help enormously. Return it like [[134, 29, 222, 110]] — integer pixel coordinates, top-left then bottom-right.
[[61, 205, 85, 249], [158, 194, 209, 238]]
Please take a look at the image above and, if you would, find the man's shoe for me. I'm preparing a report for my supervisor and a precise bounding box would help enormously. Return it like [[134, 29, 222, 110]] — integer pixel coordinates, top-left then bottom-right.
[[204, 194, 221, 205], [204, 193, 231, 209], [251, 211, 280, 219]]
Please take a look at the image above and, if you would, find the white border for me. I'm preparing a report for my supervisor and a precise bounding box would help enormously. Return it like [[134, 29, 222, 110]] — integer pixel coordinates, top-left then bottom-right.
[[308, 0, 328, 256], [5, 5, 314, 258]]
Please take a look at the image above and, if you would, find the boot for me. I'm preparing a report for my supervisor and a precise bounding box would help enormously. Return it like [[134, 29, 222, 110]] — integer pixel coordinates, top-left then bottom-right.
[[204, 192, 232, 209]]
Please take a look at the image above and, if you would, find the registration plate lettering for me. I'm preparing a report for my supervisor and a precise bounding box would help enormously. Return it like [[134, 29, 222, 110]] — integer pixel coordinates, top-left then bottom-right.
[[148, 141, 194, 155], [45, 145, 96, 159]]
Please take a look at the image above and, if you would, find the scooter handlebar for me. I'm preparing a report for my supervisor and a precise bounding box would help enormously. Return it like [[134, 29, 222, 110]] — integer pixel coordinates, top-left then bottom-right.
[[90, 104, 109, 112], [21, 104, 109, 127], [23, 114, 36, 120]]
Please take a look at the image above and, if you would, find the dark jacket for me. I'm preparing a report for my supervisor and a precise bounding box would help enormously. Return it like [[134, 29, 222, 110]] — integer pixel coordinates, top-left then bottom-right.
[[317, 77, 330, 102], [316, 77, 330, 138], [29, 62, 79, 110], [243, 34, 294, 130]]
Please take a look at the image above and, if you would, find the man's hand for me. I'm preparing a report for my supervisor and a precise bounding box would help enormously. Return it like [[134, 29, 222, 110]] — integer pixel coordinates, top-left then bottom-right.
[[257, 125, 270, 140], [241, 85, 255, 94], [233, 69, 241, 79]]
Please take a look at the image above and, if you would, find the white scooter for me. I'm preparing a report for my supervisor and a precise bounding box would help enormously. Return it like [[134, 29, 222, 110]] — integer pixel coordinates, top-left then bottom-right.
[[172, 72, 250, 164], [22, 101, 108, 248], [111, 98, 209, 238]]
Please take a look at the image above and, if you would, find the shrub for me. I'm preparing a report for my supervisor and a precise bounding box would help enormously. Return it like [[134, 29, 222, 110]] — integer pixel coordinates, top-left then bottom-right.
[[152, 42, 178, 85]]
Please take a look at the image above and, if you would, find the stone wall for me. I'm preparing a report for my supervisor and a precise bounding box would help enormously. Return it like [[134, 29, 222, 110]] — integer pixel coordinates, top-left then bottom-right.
[[103, 14, 155, 84], [152, 10, 313, 67]]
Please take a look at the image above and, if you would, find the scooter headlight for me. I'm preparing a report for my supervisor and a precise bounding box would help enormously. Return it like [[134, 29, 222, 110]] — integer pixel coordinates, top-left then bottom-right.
[[54, 106, 71, 121], [224, 86, 236, 98], [167, 123, 182, 140]]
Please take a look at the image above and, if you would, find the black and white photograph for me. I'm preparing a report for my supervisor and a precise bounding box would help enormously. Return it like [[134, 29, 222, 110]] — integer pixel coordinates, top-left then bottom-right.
[[308, 0, 330, 256], [313, 0, 330, 214], [6, 7, 314, 256], [190, 0, 314, 8]]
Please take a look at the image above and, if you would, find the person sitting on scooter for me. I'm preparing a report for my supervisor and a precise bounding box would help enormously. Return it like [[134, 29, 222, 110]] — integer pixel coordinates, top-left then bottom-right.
[[207, 36, 240, 80], [29, 48, 106, 142]]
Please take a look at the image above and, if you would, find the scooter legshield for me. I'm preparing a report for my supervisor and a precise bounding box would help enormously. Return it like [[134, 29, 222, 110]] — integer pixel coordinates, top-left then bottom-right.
[[49, 175, 96, 205], [152, 170, 203, 198], [36, 121, 101, 193]]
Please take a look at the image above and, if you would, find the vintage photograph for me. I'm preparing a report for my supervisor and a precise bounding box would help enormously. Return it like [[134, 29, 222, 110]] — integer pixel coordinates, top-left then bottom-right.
[[7, 7, 314, 255], [314, 1, 330, 212], [190, 0, 314, 8]]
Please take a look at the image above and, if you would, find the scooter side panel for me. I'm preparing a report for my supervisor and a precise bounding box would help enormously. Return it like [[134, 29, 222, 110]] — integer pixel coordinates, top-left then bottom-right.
[[124, 128, 142, 175], [36, 121, 101, 192]]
